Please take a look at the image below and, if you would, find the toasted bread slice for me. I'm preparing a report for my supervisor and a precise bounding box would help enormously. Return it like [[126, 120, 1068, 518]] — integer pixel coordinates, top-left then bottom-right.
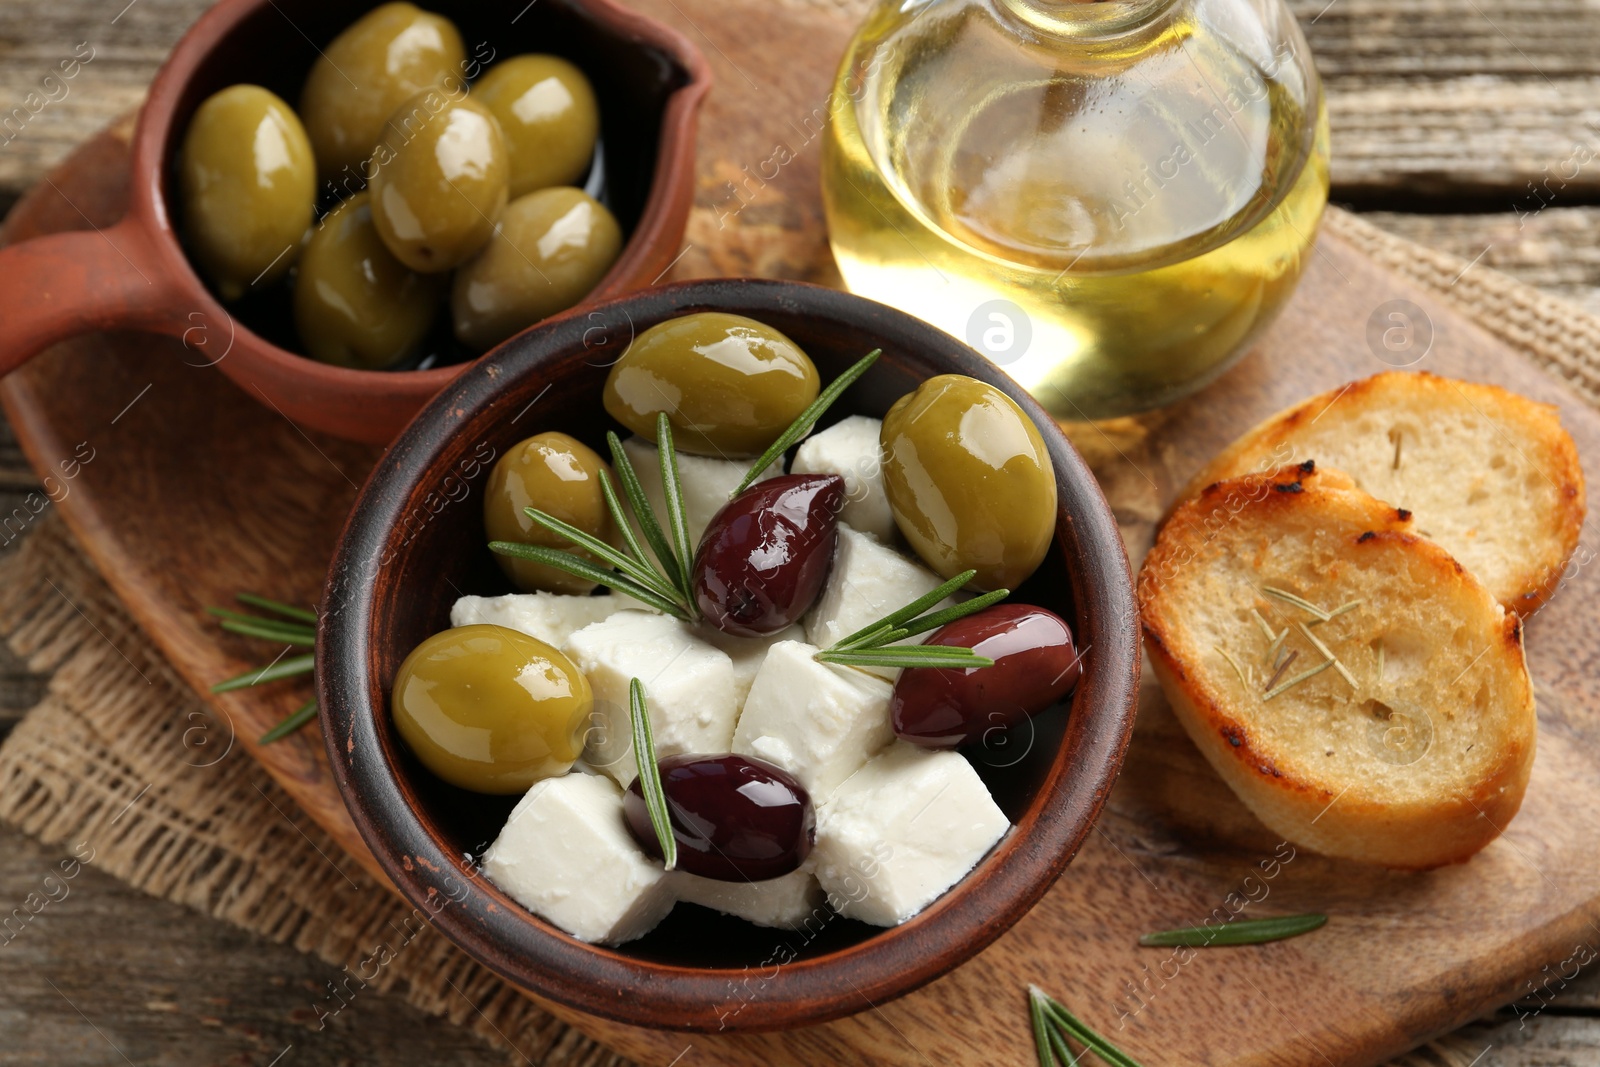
[[1140, 464, 1536, 869], [1175, 371, 1585, 615]]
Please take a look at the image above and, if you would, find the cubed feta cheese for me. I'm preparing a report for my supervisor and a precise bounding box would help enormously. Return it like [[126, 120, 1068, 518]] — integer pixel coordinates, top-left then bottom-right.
[[450, 592, 644, 648], [621, 436, 784, 550], [562, 611, 738, 787], [813, 743, 1008, 926], [669, 867, 825, 930], [804, 525, 950, 679], [696, 623, 804, 712], [792, 415, 896, 542], [733, 640, 893, 799], [482, 773, 674, 944]]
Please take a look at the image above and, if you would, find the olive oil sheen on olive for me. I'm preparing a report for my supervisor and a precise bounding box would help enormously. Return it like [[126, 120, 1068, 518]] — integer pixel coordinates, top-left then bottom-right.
[[822, 0, 1330, 420]]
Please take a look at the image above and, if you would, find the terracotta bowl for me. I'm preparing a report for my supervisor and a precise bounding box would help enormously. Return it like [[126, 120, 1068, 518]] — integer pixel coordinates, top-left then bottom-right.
[[318, 279, 1141, 1031], [0, 0, 708, 444]]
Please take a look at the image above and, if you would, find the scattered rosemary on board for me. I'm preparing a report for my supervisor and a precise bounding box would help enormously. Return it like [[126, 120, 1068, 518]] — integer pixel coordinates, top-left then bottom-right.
[[814, 569, 1006, 671], [629, 678, 677, 871], [1029, 986, 1146, 1067], [207, 593, 318, 743], [1138, 913, 1328, 947]]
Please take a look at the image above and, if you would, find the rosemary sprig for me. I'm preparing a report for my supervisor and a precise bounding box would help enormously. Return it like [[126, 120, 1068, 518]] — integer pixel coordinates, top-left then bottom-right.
[[815, 570, 1006, 671], [1260, 585, 1331, 622], [206, 592, 321, 744], [259, 698, 319, 744], [1296, 621, 1356, 688], [1263, 656, 1332, 700], [1028, 987, 1145, 1067], [1138, 913, 1328, 947], [734, 348, 883, 496], [630, 678, 677, 871], [490, 423, 701, 619]]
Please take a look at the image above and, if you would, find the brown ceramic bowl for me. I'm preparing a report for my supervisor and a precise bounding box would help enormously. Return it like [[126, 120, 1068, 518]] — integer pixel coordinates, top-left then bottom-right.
[[318, 279, 1141, 1031], [0, 0, 708, 444]]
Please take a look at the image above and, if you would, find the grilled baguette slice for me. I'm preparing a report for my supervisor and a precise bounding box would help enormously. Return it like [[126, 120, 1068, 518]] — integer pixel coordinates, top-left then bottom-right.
[[1174, 371, 1585, 615], [1140, 463, 1536, 869]]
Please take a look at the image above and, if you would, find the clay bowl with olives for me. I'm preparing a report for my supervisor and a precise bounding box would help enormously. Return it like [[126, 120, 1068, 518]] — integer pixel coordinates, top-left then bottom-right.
[[318, 278, 1141, 1031], [0, 0, 709, 444]]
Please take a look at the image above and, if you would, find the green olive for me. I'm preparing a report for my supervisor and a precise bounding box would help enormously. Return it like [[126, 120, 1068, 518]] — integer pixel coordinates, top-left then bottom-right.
[[474, 54, 600, 198], [299, 2, 466, 182], [602, 313, 819, 457], [293, 192, 443, 369], [178, 85, 315, 302], [392, 624, 593, 794], [370, 92, 509, 272], [880, 375, 1057, 592], [486, 432, 617, 594], [451, 187, 621, 351]]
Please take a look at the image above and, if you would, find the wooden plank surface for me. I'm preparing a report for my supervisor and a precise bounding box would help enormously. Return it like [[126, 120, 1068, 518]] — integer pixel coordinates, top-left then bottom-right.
[[3, 0, 1600, 1064]]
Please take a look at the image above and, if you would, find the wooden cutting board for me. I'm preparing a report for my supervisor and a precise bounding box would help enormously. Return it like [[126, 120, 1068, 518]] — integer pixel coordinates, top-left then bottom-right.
[[3, 1, 1599, 1064]]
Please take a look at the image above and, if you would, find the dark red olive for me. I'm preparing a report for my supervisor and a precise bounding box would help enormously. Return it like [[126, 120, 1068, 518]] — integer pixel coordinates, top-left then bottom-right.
[[691, 473, 845, 637], [891, 604, 1080, 748], [624, 753, 815, 881]]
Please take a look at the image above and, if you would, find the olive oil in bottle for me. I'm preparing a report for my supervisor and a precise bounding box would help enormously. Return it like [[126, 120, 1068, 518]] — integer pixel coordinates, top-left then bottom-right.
[[823, 0, 1329, 420]]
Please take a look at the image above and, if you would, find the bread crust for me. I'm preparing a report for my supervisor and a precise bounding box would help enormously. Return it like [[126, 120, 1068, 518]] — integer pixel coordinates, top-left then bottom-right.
[[1140, 465, 1536, 869], [1170, 371, 1586, 615]]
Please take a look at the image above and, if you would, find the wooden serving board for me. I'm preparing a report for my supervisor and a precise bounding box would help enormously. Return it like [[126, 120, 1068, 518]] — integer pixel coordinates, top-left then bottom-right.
[[4, 1, 1600, 1064]]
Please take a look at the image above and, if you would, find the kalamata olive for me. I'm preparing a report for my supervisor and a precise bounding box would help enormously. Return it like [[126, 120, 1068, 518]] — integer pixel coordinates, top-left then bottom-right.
[[485, 432, 617, 594], [891, 604, 1080, 748], [178, 85, 315, 301], [370, 93, 509, 272], [299, 2, 466, 182], [624, 754, 815, 881], [692, 474, 845, 637], [881, 375, 1057, 592], [392, 625, 593, 793], [603, 312, 820, 457]]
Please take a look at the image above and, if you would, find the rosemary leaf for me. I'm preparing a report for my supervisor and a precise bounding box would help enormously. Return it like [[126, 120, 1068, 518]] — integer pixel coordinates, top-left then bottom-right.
[[1260, 585, 1331, 622], [1263, 648, 1299, 692], [1138, 913, 1327, 947], [211, 654, 315, 693], [1262, 656, 1333, 700], [833, 569, 979, 649], [488, 543, 688, 619], [235, 592, 318, 625], [893, 586, 1011, 643], [1046, 1025, 1082, 1067], [816, 646, 995, 670], [1296, 622, 1357, 688], [219, 619, 316, 646], [1216, 645, 1250, 688], [630, 678, 677, 871], [655, 413, 696, 606], [1265, 626, 1289, 666], [734, 347, 883, 496], [207, 607, 316, 639], [1249, 608, 1277, 642], [260, 698, 319, 744], [1029, 987, 1059, 1067], [598, 469, 663, 578], [607, 431, 684, 591], [520, 506, 682, 604]]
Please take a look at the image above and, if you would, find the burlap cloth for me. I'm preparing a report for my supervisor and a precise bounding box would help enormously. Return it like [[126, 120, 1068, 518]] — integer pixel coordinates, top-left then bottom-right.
[[0, 207, 1583, 1066]]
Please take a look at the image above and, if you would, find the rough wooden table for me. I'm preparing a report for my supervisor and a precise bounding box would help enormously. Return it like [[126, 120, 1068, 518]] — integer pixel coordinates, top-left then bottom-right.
[[3, 0, 1600, 1063]]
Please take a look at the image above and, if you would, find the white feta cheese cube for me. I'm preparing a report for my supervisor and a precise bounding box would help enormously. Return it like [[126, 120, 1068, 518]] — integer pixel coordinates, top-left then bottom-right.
[[562, 611, 738, 787], [814, 743, 1008, 927], [696, 623, 804, 712], [804, 525, 950, 679], [733, 640, 893, 799], [792, 415, 896, 542], [621, 436, 784, 550], [482, 772, 674, 945], [450, 592, 643, 648], [669, 867, 825, 930]]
